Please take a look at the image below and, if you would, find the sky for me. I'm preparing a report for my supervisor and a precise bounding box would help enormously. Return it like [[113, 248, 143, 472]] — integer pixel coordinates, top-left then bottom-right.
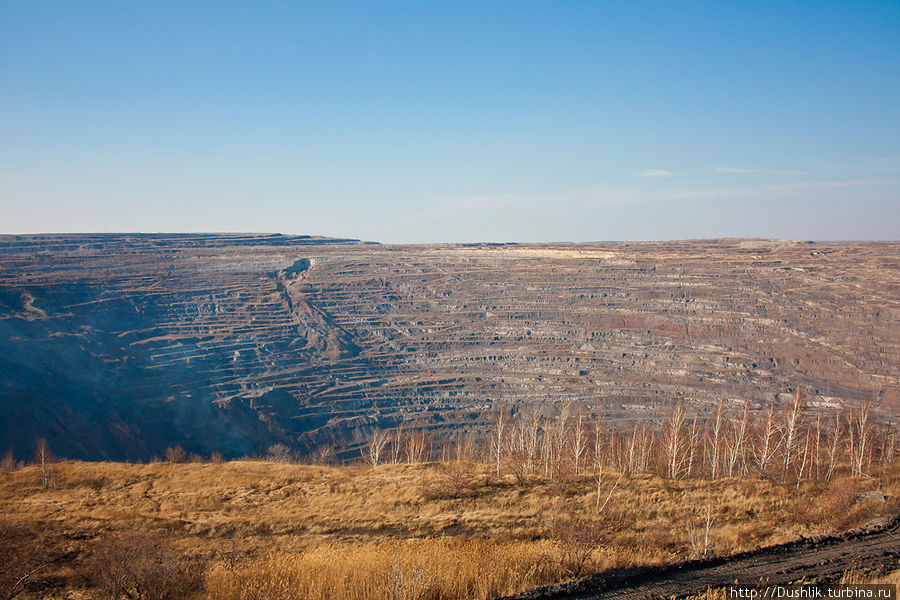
[[1, 1, 898, 243]]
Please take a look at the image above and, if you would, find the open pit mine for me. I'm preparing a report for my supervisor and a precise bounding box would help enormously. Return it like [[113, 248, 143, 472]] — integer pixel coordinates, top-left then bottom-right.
[[0, 233, 897, 461]]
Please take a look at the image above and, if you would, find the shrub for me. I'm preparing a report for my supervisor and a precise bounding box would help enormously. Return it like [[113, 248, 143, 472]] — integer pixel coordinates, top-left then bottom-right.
[[420, 461, 478, 500], [1, 450, 16, 473], [266, 444, 292, 463], [0, 519, 56, 600], [547, 514, 604, 577], [791, 476, 886, 533], [90, 530, 201, 600], [165, 446, 187, 463]]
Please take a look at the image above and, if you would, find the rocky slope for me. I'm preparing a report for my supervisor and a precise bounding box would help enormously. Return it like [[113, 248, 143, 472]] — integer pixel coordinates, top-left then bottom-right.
[[0, 234, 897, 460]]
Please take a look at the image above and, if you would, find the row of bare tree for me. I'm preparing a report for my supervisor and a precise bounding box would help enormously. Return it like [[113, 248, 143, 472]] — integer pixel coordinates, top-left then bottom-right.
[[364, 390, 893, 483], [362, 424, 431, 467], [496, 390, 891, 483]]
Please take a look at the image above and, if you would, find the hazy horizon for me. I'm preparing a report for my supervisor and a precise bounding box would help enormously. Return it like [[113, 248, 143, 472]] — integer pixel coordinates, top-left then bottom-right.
[[3, 231, 900, 245], [2, 2, 898, 243]]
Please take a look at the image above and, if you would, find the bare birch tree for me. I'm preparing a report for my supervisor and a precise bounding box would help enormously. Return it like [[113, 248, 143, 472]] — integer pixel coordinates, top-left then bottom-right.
[[509, 409, 543, 478], [796, 426, 812, 489], [663, 402, 687, 479], [725, 401, 750, 478], [756, 404, 780, 476], [782, 389, 805, 476], [850, 402, 873, 477], [550, 403, 572, 480], [34, 438, 56, 489], [686, 415, 699, 477], [826, 408, 843, 482], [593, 418, 606, 472], [813, 412, 822, 480], [571, 408, 588, 476], [595, 465, 623, 514], [493, 404, 506, 477], [389, 424, 404, 464], [405, 430, 428, 464], [709, 401, 724, 479], [626, 423, 639, 474], [364, 430, 390, 467]]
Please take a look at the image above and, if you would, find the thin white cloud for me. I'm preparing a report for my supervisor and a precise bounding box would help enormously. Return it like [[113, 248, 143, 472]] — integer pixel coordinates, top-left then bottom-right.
[[432, 184, 743, 215], [426, 176, 898, 221], [715, 167, 808, 175], [579, 183, 750, 205], [764, 178, 896, 191], [834, 156, 900, 173], [438, 192, 567, 210], [715, 167, 758, 174], [636, 169, 673, 178]]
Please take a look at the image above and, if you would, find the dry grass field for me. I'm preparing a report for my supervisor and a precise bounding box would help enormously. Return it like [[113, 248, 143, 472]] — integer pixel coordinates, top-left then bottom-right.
[[1, 458, 897, 599]]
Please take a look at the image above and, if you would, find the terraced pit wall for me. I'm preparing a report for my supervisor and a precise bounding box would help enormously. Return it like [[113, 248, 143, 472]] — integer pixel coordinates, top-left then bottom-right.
[[0, 234, 897, 460]]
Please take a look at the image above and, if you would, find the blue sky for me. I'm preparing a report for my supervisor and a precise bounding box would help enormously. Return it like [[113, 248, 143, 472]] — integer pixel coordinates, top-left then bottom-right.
[[1, 1, 898, 242]]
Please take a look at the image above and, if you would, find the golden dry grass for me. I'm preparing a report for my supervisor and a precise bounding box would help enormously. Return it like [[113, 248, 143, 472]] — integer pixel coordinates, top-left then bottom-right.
[[205, 539, 566, 600], [1, 460, 897, 599]]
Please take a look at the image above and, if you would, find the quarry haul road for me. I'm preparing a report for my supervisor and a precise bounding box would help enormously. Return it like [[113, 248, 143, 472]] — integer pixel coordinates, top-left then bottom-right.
[[499, 514, 900, 600]]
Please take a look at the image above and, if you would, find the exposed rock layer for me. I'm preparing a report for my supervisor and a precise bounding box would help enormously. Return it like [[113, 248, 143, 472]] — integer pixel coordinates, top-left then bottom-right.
[[0, 234, 897, 460]]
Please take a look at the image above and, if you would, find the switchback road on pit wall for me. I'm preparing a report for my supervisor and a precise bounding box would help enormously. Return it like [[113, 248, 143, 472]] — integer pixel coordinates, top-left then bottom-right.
[[498, 514, 900, 600]]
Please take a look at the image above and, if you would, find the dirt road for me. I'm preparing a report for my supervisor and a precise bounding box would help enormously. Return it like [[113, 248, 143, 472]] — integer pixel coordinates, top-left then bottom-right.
[[501, 515, 900, 600]]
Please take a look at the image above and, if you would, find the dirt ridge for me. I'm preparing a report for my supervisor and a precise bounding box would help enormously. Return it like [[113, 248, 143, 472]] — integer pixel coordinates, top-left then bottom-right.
[[499, 514, 900, 599]]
